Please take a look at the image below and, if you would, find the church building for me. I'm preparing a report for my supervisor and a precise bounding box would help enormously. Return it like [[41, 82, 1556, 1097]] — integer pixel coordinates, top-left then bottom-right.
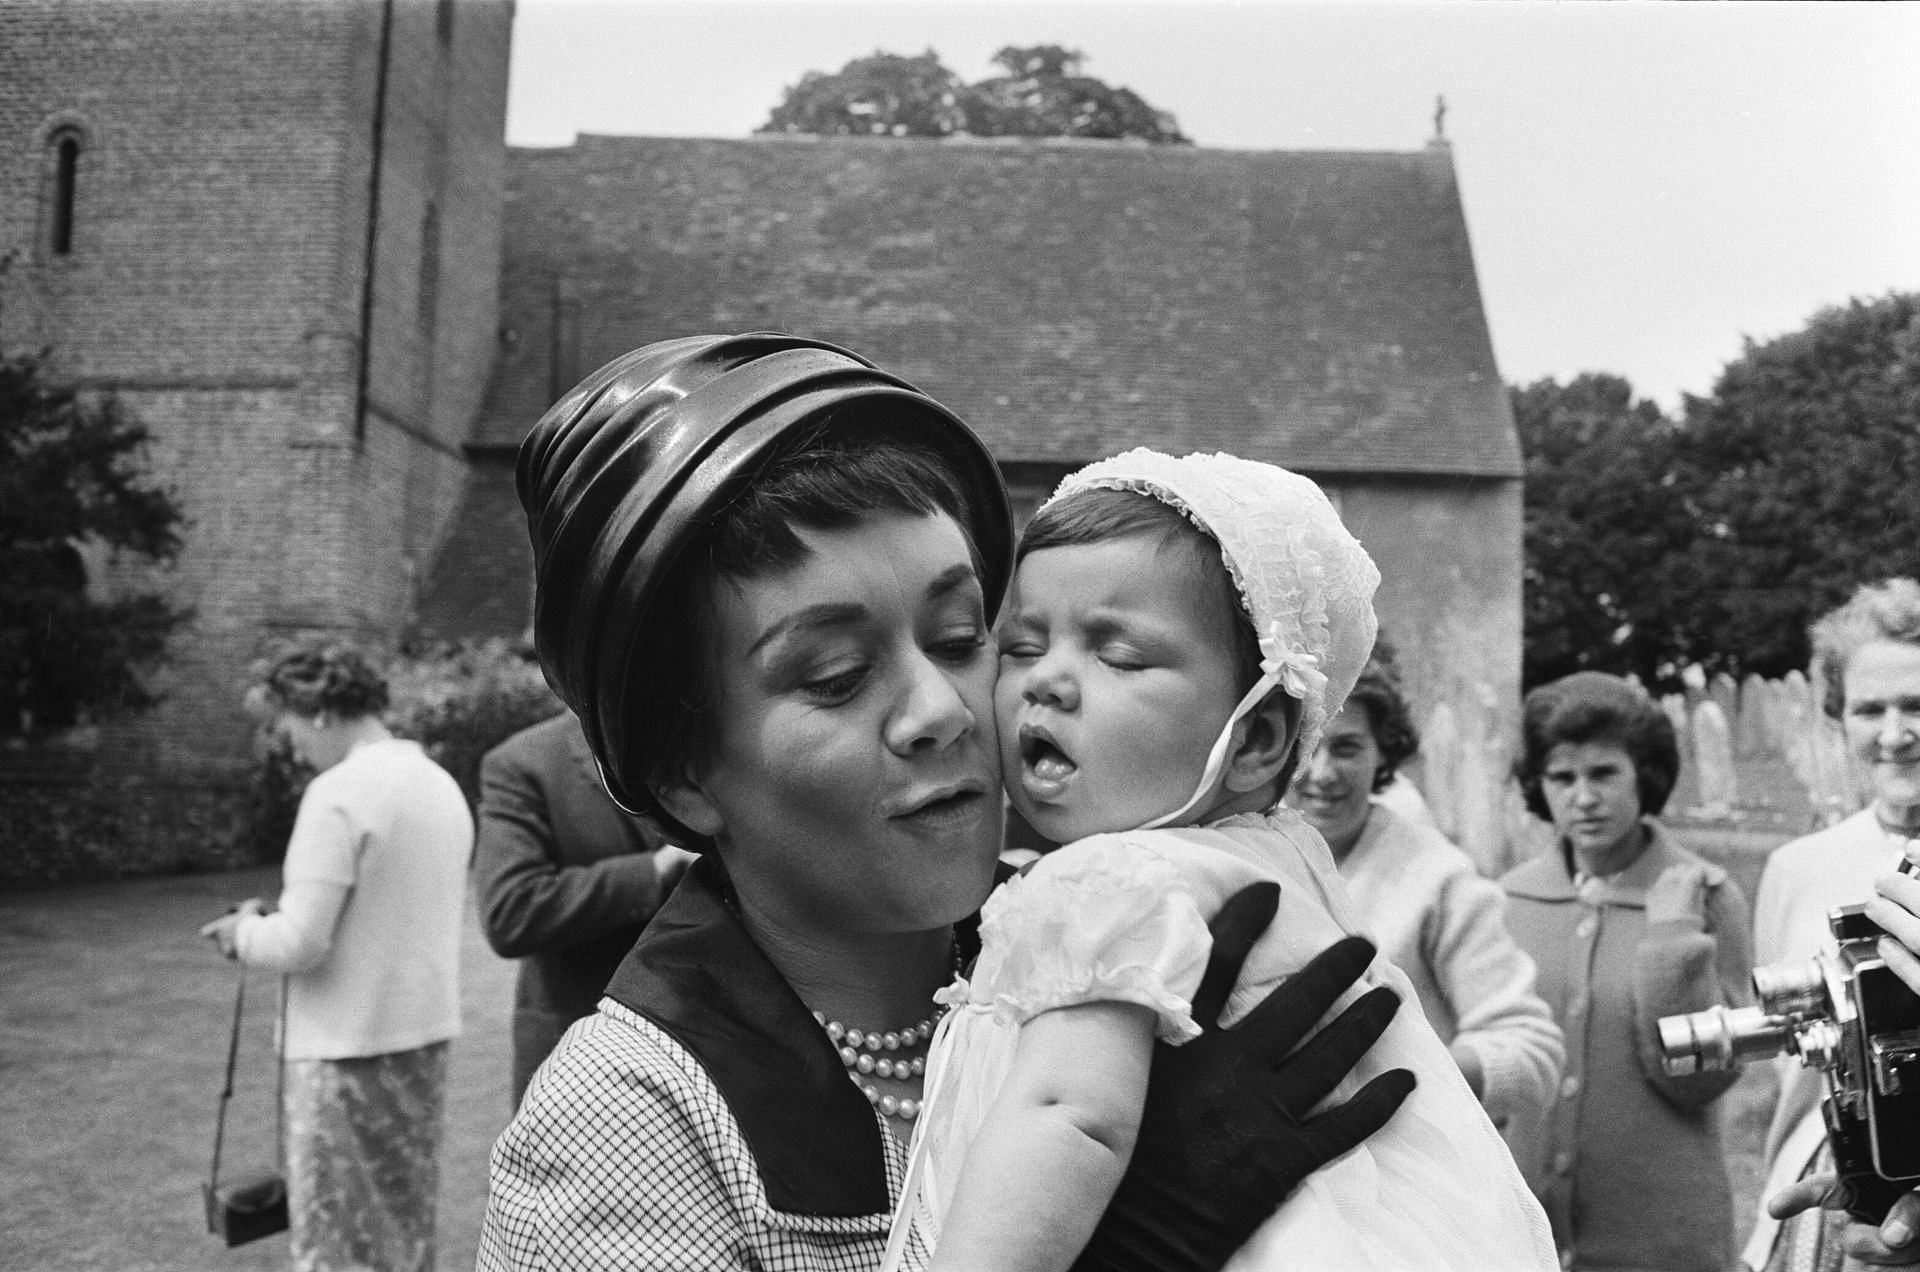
[[1, 0, 1523, 875]]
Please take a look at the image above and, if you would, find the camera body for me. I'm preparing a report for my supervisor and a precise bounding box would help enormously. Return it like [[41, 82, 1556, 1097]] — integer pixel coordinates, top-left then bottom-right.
[[1658, 904, 1920, 1222]]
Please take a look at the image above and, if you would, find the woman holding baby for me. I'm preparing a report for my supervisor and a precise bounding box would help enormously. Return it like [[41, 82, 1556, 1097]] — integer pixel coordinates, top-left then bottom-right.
[[477, 333, 1553, 1270]]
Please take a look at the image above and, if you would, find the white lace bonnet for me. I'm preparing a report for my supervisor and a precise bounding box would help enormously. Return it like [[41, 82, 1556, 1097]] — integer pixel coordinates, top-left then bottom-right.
[[1039, 449, 1381, 819]]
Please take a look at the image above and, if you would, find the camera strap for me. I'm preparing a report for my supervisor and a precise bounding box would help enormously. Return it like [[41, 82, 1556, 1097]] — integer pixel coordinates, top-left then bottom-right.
[[208, 968, 288, 1192]]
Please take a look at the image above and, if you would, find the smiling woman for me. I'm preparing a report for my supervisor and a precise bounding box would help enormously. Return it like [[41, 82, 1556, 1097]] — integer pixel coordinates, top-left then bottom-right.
[[1748, 578, 1920, 1270]]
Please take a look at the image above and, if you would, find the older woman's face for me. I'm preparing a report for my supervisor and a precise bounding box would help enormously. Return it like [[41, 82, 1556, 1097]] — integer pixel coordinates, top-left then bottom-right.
[[675, 511, 1003, 937], [1842, 639, 1920, 818]]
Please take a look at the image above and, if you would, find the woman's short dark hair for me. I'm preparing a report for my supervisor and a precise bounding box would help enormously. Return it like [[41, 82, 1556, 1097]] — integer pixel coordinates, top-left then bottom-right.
[[1017, 487, 1287, 788], [1810, 578, 1920, 721], [630, 418, 986, 804], [1515, 671, 1678, 821], [247, 639, 389, 720], [1345, 660, 1420, 793]]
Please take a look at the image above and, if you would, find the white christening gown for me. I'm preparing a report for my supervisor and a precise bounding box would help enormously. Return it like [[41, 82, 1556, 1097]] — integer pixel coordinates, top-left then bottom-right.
[[883, 808, 1556, 1272]]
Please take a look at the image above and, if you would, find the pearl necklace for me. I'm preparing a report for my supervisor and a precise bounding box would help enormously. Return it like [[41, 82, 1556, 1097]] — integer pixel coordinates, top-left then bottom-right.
[[812, 1007, 943, 1121]]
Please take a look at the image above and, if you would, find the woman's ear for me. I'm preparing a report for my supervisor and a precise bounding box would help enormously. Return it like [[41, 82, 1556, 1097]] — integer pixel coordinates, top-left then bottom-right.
[[1223, 690, 1303, 795], [652, 776, 726, 839]]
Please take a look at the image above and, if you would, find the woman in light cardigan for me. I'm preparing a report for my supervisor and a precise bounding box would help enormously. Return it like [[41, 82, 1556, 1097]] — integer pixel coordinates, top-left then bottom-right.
[[1291, 659, 1564, 1147], [201, 640, 474, 1272], [1499, 671, 1753, 1272]]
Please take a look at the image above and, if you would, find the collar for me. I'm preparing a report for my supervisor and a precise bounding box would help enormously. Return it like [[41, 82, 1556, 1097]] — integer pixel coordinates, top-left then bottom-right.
[[1503, 820, 1724, 906], [604, 853, 990, 1217]]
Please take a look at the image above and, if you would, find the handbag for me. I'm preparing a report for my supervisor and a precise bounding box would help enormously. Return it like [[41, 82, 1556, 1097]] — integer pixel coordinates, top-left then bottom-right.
[[204, 967, 290, 1247]]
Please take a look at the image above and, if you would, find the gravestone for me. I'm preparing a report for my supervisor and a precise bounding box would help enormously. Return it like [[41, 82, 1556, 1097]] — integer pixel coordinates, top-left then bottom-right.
[[1692, 700, 1737, 818], [1738, 673, 1771, 757], [1780, 670, 1818, 799], [1681, 664, 1708, 711], [1709, 674, 1739, 732], [1661, 694, 1700, 813], [1421, 700, 1462, 843]]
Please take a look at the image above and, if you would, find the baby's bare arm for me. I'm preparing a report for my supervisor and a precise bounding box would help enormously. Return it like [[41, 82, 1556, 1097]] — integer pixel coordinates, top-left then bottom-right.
[[928, 1000, 1157, 1272]]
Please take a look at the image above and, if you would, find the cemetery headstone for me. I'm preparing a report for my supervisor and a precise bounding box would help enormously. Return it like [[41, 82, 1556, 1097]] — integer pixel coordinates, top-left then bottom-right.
[[1709, 673, 1738, 732], [1738, 673, 1770, 758], [1692, 700, 1737, 818], [1681, 664, 1707, 711], [1780, 670, 1818, 802], [1661, 694, 1700, 814], [1422, 700, 1462, 843]]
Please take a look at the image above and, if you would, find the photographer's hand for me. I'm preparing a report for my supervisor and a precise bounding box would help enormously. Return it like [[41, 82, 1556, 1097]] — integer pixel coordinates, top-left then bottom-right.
[[1767, 1173, 1920, 1264], [1868, 869, 1920, 997]]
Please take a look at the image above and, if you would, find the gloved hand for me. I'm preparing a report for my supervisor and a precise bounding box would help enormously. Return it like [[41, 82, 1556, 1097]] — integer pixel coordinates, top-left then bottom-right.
[[1073, 882, 1415, 1272]]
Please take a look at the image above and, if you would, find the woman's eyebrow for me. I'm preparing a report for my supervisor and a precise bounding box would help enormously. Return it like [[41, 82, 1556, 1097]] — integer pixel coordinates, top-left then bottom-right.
[[925, 562, 980, 601], [746, 602, 867, 658]]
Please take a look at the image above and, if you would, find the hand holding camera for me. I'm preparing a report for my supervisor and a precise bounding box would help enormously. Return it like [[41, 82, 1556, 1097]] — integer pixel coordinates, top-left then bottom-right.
[[1659, 891, 1920, 1225]]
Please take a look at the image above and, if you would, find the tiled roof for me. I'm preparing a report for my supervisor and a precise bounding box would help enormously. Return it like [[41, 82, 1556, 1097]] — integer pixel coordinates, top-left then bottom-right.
[[473, 134, 1519, 478]]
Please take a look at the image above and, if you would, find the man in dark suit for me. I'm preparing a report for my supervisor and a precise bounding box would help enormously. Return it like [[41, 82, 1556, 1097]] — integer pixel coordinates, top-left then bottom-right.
[[473, 710, 694, 1104]]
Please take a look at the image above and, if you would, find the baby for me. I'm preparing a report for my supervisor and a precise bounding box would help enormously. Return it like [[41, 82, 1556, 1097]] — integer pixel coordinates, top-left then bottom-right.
[[883, 450, 1554, 1272]]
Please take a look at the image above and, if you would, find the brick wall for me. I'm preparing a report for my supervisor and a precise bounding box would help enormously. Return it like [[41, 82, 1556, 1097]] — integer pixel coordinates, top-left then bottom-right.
[[0, 0, 511, 877]]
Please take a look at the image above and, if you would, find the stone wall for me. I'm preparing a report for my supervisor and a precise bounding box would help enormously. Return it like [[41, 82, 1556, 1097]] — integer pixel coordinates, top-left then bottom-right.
[[1325, 475, 1525, 872]]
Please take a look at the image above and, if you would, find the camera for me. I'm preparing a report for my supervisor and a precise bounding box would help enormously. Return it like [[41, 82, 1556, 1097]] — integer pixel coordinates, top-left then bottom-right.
[[1658, 904, 1920, 1222]]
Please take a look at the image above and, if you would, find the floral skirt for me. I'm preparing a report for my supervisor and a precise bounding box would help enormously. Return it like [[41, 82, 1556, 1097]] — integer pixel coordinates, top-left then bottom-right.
[[286, 1041, 448, 1272]]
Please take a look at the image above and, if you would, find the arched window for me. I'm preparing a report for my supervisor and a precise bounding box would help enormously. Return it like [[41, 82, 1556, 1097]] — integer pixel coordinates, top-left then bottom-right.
[[47, 128, 83, 257]]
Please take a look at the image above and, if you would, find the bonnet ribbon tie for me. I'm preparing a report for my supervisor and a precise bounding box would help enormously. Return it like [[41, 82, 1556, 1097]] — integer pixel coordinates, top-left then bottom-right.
[[1135, 625, 1322, 832]]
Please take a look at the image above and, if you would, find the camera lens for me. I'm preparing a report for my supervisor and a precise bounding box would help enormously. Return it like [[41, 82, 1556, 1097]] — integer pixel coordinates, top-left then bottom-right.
[[1658, 1005, 1795, 1074], [1754, 960, 1828, 1017]]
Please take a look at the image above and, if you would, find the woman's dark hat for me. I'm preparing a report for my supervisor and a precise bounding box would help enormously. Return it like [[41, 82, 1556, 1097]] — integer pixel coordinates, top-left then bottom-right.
[[517, 332, 1013, 820]]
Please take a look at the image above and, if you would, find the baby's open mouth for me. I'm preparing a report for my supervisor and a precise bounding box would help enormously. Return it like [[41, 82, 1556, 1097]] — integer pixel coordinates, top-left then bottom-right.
[[1020, 730, 1077, 782]]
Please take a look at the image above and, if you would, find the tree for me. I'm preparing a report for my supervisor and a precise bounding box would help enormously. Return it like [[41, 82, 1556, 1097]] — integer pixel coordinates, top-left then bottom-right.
[[759, 46, 1189, 144], [1663, 291, 1920, 677], [1514, 373, 1693, 690], [758, 50, 970, 139], [0, 353, 190, 733], [966, 45, 1189, 143]]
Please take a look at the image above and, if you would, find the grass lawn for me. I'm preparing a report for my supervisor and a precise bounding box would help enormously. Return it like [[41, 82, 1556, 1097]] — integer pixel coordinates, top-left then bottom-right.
[[0, 866, 514, 1272]]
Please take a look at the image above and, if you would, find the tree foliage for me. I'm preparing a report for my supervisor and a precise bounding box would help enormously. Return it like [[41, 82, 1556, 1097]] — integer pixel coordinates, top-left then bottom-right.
[[1517, 292, 1920, 689], [1515, 373, 1690, 689], [759, 45, 1188, 143], [1667, 292, 1920, 676], [0, 354, 190, 732], [967, 45, 1188, 143], [758, 50, 971, 139]]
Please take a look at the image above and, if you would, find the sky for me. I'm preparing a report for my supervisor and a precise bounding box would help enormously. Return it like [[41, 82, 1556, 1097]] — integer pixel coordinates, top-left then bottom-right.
[[504, 0, 1920, 412]]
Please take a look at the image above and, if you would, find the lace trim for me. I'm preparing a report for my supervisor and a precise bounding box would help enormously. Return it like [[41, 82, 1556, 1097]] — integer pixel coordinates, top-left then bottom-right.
[[1044, 449, 1379, 761]]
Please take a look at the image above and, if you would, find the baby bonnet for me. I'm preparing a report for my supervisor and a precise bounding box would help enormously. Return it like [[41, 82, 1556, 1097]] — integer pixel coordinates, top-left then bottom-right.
[[1041, 448, 1380, 761]]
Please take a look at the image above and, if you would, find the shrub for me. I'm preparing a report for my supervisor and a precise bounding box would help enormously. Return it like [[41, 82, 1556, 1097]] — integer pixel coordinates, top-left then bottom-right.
[[386, 638, 564, 803]]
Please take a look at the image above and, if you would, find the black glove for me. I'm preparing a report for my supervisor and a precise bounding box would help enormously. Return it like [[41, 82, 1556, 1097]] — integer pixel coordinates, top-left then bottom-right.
[[1073, 882, 1416, 1272]]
